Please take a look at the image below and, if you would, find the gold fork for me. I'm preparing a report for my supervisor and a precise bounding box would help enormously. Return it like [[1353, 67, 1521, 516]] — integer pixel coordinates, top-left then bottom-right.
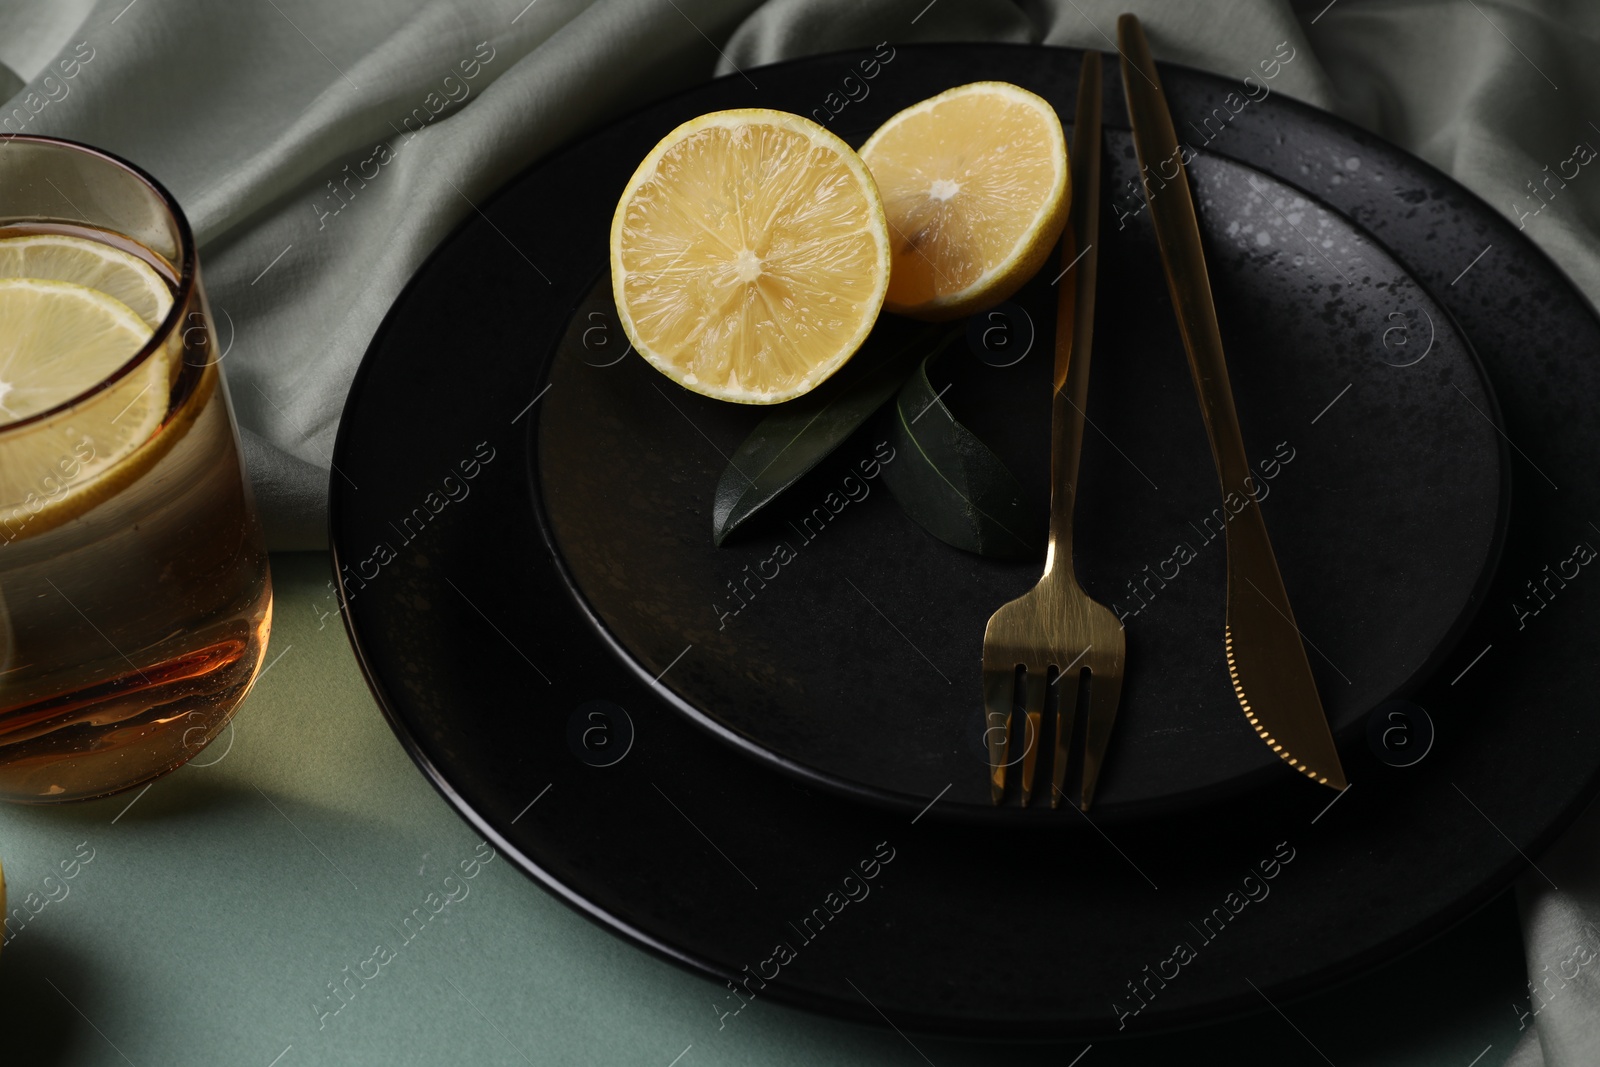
[[981, 51, 1125, 810]]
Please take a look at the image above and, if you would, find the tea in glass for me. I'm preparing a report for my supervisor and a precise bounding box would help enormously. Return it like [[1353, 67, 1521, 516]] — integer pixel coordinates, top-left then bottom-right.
[[0, 137, 272, 802]]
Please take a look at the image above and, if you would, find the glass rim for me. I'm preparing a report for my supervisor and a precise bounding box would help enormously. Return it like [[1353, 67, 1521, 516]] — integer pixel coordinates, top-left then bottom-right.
[[0, 133, 199, 437]]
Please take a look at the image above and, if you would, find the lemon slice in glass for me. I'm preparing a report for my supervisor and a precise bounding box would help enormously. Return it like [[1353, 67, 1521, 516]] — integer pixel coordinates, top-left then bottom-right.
[[0, 279, 156, 421], [860, 81, 1071, 321], [611, 109, 891, 404], [0, 233, 173, 328], [0, 275, 173, 537]]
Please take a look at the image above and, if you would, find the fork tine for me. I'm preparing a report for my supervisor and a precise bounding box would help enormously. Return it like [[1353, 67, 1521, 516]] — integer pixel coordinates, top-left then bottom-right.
[[1050, 666, 1083, 809], [983, 668, 1014, 805], [1079, 664, 1125, 811], [1019, 668, 1048, 806]]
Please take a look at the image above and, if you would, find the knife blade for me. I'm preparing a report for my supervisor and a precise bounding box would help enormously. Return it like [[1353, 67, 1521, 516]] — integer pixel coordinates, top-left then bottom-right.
[[1115, 14, 1347, 791]]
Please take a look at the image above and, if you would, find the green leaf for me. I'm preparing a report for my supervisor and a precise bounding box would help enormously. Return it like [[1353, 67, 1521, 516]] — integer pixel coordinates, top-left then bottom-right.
[[712, 321, 952, 545], [881, 349, 1046, 560]]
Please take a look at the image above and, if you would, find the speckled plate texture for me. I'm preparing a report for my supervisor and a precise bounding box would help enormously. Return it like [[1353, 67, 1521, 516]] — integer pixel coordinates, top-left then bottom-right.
[[332, 45, 1599, 1037]]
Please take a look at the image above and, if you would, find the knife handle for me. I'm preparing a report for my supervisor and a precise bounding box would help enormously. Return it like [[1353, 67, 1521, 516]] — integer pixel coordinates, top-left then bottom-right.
[[1115, 16, 1254, 502]]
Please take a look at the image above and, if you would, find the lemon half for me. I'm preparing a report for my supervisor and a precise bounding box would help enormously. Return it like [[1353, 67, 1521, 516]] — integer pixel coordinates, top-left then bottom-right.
[[860, 81, 1071, 321], [611, 109, 892, 404]]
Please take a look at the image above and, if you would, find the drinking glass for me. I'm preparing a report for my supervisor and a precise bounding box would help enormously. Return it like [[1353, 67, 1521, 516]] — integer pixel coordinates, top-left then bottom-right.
[[0, 136, 272, 802]]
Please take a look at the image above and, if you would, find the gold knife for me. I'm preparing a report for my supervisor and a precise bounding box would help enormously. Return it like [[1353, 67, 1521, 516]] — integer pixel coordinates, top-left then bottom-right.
[[1116, 14, 1346, 791]]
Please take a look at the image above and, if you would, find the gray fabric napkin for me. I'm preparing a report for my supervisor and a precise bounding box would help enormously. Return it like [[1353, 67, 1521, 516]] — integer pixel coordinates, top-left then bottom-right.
[[5, 0, 1597, 1059]]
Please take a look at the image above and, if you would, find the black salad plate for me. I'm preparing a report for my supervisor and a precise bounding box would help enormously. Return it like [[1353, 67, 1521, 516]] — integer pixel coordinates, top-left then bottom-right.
[[332, 45, 1600, 1037]]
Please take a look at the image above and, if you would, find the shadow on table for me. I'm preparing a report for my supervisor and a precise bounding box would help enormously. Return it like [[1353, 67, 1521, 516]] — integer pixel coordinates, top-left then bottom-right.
[[8, 768, 286, 838], [1, 928, 101, 1065]]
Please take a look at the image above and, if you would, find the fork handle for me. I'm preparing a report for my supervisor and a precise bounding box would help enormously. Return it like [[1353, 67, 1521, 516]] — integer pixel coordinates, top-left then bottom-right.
[[1046, 51, 1104, 578]]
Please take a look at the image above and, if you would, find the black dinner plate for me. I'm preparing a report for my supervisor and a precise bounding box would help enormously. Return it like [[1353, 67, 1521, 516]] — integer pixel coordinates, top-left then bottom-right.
[[331, 44, 1600, 1037]]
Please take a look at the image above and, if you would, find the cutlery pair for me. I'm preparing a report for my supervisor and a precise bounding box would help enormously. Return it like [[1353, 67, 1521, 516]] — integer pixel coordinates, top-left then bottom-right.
[[981, 17, 1347, 810]]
